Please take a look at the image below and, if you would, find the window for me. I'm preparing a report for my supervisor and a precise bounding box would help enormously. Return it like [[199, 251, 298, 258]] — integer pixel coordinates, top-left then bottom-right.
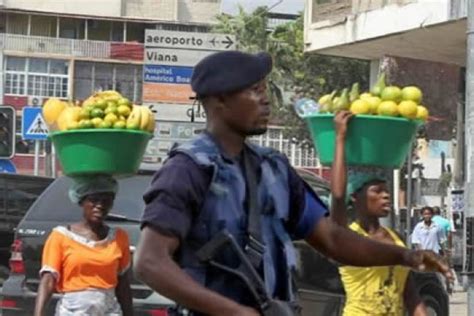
[[126, 22, 146, 43], [0, 174, 53, 231], [7, 13, 28, 35], [5, 57, 26, 95], [30, 15, 58, 37], [73, 61, 143, 102], [250, 128, 319, 168], [88, 20, 112, 41], [60, 17, 85, 39], [4, 57, 69, 98], [0, 12, 6, 33]]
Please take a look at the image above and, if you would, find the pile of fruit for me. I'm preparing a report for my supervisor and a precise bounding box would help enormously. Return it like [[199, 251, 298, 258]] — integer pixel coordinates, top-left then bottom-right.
[[318, 73, 429, 121], [42, 91, 155, 133]]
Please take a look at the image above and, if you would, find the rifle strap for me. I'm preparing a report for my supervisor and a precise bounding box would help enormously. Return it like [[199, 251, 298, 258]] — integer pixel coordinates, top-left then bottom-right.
[[243, 148, 265, 270]]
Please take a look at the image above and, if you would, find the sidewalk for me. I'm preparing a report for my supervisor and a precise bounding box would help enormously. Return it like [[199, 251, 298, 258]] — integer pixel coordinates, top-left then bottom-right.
[[450, 291, 467, 316]]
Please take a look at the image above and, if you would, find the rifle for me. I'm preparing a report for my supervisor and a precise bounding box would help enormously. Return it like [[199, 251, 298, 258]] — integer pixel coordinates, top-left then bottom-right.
[[196, 229, 297, 316]]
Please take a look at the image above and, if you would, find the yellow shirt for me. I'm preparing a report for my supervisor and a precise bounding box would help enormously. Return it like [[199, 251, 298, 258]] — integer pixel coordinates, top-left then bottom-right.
[[40, 226, 130, 293], [339, 222, 409, 316]]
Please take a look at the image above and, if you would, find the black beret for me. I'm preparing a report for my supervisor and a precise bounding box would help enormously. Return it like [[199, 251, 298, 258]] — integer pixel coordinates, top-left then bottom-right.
[[191, 51, 272, 97]]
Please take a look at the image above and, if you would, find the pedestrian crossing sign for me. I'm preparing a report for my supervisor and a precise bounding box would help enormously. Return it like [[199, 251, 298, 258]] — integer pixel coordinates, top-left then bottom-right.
[[22, 107, 49, 140]]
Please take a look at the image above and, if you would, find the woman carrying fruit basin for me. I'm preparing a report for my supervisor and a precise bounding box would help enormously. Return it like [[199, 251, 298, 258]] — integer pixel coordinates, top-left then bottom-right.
[[330, 111, 428, 316], [34, 175, 133, 316]]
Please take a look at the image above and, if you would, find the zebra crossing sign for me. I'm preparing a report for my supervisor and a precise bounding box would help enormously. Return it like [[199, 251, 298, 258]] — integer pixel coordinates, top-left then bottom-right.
[[22, 107, 49, 140]]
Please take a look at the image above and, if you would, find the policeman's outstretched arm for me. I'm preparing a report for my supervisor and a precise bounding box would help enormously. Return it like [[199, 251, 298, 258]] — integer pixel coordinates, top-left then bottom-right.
[[134, 226, 260, 316], [305, 216, 452, 279]]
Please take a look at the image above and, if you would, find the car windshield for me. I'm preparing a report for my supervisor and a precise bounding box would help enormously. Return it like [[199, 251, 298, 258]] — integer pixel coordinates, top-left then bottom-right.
[[23, 175, 153, 222]]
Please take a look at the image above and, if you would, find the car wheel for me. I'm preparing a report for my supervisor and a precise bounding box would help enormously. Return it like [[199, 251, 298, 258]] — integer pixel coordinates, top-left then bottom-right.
[[421, 292, 448, 316]]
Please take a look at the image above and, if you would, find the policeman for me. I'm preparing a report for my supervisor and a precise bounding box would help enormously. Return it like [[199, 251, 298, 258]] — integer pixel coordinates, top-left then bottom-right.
[[134, 51, 450, 316]]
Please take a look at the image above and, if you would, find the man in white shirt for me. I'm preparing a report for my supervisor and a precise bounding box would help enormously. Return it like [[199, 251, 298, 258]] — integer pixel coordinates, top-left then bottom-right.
[[412, 206, 446, 255]]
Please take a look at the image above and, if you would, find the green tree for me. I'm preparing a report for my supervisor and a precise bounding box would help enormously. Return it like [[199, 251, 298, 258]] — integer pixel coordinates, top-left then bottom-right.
[[213, 7, 370, 142]]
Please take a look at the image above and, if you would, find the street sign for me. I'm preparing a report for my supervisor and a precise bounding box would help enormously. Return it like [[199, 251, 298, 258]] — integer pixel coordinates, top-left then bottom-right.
[[147, 103, 207, 123], [143, 83, 194, 104], [0, 159, 16, 174], [142, 120, 205, 165], [22, 107, 49, 140], [144, 48, 214, 66], [143, 29, 236, 106], [145, 30, 236, 51], [143, 65, 193, 84]]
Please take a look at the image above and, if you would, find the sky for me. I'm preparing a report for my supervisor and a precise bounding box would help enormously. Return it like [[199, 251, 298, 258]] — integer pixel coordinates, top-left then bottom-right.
[[221, 0, 305, 14]]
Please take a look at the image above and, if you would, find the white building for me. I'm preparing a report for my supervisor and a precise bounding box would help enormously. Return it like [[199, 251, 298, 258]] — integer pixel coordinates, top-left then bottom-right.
[[0, 0, 221, 174]]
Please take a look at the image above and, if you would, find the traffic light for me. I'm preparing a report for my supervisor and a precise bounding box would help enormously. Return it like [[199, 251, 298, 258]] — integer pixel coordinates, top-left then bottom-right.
[[0, 106, 16, 159]]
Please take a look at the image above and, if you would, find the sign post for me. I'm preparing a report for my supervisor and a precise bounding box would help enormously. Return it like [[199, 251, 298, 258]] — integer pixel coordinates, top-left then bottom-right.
[[22, 107, 49, 176], [142, 29, 236, 165]]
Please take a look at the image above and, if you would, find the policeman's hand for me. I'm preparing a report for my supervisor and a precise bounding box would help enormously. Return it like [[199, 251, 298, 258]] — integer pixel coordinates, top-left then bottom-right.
[[229, 306, 260, 316], [404, 250, 454, 281], [334, 110, 353, 139]]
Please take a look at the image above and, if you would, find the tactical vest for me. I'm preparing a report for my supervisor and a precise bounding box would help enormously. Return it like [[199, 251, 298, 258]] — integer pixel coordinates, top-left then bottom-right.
[[170, 133, 297, 307]]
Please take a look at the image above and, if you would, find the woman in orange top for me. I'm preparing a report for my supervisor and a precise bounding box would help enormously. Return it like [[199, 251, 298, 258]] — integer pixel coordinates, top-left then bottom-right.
[[34, 175, 133, 316]]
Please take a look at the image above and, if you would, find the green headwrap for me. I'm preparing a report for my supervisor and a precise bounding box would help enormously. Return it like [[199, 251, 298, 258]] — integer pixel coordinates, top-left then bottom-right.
[[346, 166, 390, 203], [68, 175, 118, 204]]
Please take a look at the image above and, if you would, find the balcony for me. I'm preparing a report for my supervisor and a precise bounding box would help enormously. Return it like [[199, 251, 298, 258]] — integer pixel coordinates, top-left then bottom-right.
[[304, 0, 467, 65], [0, 33, 144, 61]]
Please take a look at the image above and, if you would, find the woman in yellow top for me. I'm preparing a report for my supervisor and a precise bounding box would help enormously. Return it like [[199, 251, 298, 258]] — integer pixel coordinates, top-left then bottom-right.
[[330, 111, 427, 316], [34, 175, 133, 316]]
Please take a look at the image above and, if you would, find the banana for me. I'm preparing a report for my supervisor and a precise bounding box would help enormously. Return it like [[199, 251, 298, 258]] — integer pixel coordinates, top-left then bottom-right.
[[139, 106, 150, 131], [126, 106, 141, 129], [146, 108, 156, 133], [96, 90, 122, 98]]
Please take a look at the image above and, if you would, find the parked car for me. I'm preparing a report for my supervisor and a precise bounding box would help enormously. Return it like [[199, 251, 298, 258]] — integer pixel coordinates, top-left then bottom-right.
[[0, 169, 449, 315], [0, 173, 53, 280]]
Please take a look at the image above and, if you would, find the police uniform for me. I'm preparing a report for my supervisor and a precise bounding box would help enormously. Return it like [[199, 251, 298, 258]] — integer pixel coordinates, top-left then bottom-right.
[[141, 51, 327, 314]]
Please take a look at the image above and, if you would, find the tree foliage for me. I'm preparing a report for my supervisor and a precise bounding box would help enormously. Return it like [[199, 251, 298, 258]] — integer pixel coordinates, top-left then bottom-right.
[[213, 7, 370, 143]]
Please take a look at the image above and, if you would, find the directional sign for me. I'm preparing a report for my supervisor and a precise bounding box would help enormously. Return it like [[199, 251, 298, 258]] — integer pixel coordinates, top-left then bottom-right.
[[143, 65, 193, 84], [22, 107, 49, 140], [144, 48, 214, 66], [142, 29, 236, 110], [0, 159, 16, 174], [146, 103, 207, 123], [143, 83, 194, 104], [145, 30, 236, 51]]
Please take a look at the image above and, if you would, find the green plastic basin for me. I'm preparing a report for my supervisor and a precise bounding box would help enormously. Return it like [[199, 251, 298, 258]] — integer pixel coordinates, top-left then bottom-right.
[[50, 129, 152, 176], [305, 114, 420, 168]]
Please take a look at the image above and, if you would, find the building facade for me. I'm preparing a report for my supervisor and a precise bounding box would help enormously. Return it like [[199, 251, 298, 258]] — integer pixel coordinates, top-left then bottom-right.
[[1, 1, 323, 176]]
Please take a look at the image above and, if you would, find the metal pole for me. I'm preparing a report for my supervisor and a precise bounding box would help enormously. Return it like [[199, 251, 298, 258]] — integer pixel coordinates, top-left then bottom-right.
[[393, 169, 401, 231], [34, 140, 39, 176], [466, 0, 474, 311], [52, 143, 56, 178], [406, 143, 413, 244]]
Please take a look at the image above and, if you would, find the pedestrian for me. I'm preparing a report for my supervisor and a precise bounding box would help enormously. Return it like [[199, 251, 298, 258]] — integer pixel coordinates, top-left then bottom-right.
[[412, 206, 446, 255], [330, 111, 427, 316], [134, 51, 451, 316], [34, 175, 133, 316], [432, 206, 452, 253]]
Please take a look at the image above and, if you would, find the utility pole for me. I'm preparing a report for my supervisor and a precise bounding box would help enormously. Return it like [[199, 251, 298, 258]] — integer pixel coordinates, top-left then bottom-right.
[[465, 0, 474, 312]]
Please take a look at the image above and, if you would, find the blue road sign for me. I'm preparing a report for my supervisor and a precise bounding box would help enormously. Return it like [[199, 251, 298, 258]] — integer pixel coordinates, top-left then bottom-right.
[[0, 159, 17, 174], [143, 65, 193, 84], [22, 107, 49, 140]]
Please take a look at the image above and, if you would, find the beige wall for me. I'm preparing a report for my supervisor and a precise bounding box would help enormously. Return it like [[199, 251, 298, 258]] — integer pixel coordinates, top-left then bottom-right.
[[311, 0, 416, 24], [125, 0, 177, 20], [351, 0, 415, 14], [4, 0, 122, 17], [177, 0, 220, 23]]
